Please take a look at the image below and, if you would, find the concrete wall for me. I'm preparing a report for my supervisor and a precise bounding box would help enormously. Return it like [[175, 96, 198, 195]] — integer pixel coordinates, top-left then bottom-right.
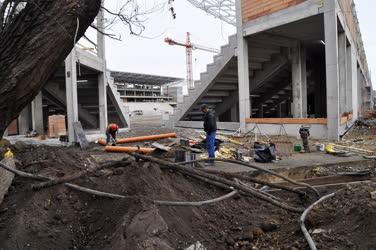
[[125, 102, 174, 115], [242, 0, 306, 22], [246, 123, 328, 139]]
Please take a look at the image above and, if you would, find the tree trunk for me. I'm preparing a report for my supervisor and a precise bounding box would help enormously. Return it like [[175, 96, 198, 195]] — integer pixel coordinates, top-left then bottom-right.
[[0, 0, 102, 138]]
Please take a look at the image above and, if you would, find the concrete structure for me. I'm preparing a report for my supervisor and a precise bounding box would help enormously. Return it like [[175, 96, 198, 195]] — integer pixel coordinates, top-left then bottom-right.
[[111, 71, 182, 103], [171, 0, 373, 139], [6, 9, 129, 143], [111, 71, 182, 117]]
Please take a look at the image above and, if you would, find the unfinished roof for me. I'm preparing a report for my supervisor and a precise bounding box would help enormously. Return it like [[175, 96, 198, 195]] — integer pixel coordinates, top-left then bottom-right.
[[187, 0, 236, 26], [111, 71, 183, 86]]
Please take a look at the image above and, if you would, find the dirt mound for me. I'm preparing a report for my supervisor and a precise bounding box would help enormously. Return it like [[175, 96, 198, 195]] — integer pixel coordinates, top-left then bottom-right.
[[0, 144, 375, 249]]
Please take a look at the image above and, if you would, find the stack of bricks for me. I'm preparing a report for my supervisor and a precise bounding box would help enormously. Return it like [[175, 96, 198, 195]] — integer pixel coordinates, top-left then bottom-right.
[[6, 120, 18, 135], [242, 0, 305, 22], [48, 115, 67, 138]]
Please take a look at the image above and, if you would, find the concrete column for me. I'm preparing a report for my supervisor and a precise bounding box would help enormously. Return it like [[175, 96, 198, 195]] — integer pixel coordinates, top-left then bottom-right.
[[18, 105, 31, 135], [324, 0, 340, 140], [230, 105, 238, 122], [65, 49, 79, 143], [351, 46, 358, 120], [32, 92, 44, 134], [277, 102, 282, 118], [236, 0, 251, 132], [97, 6, 108, 131], [346, 43, 353, 114], [291, 44, 307, 118], [338, 32, 347, 115], [258, 104, 264, 118]]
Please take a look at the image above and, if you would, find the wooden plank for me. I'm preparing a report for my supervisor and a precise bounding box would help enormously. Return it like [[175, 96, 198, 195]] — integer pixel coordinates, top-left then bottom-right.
[[245, 118, 328, 124], [151, 142, 171, 152]]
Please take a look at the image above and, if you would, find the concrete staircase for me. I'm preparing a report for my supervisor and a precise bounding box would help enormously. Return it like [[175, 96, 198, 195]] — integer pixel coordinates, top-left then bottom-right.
[[169, 33, 294, 125], [43, 82, 98, 128], [106, 74, 130, 128]]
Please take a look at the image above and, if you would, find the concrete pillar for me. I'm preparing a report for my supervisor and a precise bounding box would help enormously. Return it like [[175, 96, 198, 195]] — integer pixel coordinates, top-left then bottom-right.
[[324, 0, 340, 140], [32, 92, 44, 134], [230, 105, 238, 122], [291, 44, 307, 118], [236, 0, 251, 132], [258, 104, 264, 118], [351, 46, 358, 120], [65, 49, 79, 143], [97, 6, 108, 131], [277, 102, 282, 118], [338, 32, 347, 115], [346, 43, 353, 114], [18, 105, 30, 135]]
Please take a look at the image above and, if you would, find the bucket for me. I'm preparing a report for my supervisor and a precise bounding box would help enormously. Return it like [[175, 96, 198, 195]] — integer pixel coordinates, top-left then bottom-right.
[[294, 144, 302, 152], [316, 143, 325, 152]]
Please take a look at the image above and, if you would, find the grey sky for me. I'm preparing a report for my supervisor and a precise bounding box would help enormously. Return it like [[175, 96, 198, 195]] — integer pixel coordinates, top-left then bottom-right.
[[103, 0, 375, 88]]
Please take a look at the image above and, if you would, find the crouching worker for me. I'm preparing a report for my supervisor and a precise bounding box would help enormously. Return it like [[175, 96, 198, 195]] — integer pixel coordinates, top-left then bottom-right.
[[201, 104, 217, 166], [299, 125, 310, 153], [106, 123, 119, 146]]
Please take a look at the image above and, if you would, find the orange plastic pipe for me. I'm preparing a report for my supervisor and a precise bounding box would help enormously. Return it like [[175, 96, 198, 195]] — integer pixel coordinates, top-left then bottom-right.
[[98, 133, 177, 146], [117, 133, 177, 144], [104, 146, 155, 154]]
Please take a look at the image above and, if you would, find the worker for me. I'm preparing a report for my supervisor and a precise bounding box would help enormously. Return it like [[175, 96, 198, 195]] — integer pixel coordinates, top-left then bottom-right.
[[106, 123, 119, 146], [299, 125, 310, 153], [201, 104, 217, 166]]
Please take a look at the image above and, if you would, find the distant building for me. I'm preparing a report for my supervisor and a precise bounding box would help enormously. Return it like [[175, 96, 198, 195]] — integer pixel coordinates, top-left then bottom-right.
[[111, 71, 182, 103], [111, 71, 183, 115]]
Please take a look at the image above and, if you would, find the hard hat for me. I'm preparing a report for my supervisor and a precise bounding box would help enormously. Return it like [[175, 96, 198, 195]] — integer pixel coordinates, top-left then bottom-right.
[[111, 124, 118, 130]]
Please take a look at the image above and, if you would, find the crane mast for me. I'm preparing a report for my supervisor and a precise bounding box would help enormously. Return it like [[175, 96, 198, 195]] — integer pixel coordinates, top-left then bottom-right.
[[164, 32, 219, 90]]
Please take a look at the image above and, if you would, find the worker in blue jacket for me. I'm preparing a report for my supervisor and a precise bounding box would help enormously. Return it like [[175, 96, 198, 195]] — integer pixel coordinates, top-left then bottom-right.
[[201, 104, 217, 166]]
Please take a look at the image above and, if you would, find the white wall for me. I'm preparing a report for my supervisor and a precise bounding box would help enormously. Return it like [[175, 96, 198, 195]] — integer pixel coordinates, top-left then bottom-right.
[[246, 123, 328, 139], [124, 102, 174, 115]]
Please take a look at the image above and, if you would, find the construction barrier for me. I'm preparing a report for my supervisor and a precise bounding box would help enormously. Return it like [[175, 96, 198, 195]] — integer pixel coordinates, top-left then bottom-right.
[[104, 146, 155, 154], [98, 133, 177, 146]]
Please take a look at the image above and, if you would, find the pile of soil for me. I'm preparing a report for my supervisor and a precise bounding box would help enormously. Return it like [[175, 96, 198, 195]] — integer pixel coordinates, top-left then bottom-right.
[[0, 144, 375, 249]]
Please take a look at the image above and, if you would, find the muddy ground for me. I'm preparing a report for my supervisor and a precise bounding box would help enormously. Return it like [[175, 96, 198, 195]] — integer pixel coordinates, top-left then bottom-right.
[[0, 125, 376, 249]]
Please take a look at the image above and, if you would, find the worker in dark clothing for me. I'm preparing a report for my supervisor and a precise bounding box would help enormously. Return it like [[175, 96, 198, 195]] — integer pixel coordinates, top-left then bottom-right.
[[106, 123, 119, 145], [299, 125, 310, 153], [201, 104, 217, 166]]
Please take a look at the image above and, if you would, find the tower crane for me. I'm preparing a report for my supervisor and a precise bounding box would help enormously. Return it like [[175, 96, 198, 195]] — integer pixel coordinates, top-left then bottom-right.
[[164, 32, 219, 90]]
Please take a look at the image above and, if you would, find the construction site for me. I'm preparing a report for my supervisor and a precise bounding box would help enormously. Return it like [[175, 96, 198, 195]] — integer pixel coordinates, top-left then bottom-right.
[[0, 0, 376, 249]]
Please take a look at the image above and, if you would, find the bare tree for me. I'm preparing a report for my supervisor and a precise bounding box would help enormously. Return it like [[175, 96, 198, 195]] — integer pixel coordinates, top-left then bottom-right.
[[0, 0, 156, 138]]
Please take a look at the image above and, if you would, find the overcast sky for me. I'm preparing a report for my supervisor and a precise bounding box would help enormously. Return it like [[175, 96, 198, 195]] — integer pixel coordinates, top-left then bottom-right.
[[100, 0, 375, 88]]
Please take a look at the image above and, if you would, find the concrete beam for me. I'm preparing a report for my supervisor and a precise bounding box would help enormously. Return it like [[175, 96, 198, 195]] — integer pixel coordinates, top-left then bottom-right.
[[32, 92, 44, 134], [76, 49, 105, 73], [243, 0, 323, 37], [236, 0, 250, 132], [252, 33, 299, 48], [324, 0, 340, 140]]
